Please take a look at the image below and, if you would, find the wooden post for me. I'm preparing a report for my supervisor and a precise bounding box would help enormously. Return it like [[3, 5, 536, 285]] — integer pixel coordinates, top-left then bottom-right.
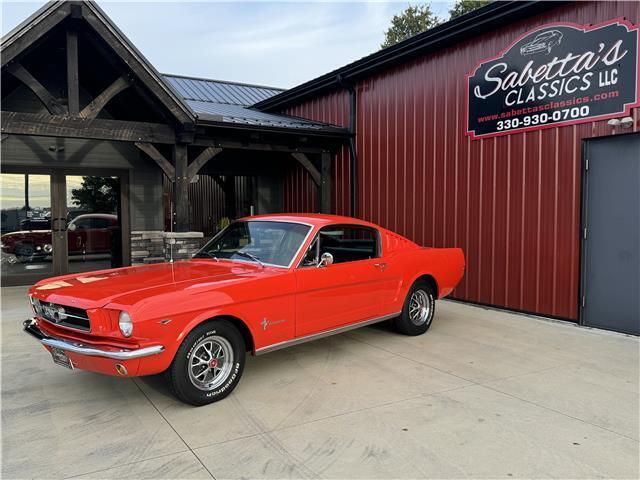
[[319, 151, 332, 213], [66, 30, 80, 115], [173, 143, 190, 232]]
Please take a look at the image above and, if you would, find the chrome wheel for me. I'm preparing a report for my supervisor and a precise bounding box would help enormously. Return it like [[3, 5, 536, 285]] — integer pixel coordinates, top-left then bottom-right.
[[188, 335, 234, 391], [409, 289, 431, 326]]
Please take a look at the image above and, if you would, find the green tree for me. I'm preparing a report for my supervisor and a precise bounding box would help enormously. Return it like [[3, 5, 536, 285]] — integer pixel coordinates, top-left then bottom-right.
[[449, 0, 491, 20], [381, 4, 441, 49], [71, 176, 118, 213]]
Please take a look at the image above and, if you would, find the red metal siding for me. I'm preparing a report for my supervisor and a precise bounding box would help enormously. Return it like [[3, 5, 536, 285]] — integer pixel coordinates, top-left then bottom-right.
[[281, 1, 640, 321], [283, 90, 351, 215]]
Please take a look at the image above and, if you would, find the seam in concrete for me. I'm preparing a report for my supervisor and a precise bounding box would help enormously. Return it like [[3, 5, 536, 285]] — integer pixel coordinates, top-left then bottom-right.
[[347, 334, 640, 444], [62, 449, 193, 479], [480, 383, 640, 444], [131, 378, 217, 480]]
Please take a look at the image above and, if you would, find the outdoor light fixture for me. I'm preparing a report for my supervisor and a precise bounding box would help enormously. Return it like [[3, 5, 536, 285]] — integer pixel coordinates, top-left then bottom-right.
[[620, 117, 634, 128], [607, 118, 621, 127]]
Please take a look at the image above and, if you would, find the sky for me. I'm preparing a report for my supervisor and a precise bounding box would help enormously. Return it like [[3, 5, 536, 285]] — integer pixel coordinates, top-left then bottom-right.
[[1, 1, 455, 89]]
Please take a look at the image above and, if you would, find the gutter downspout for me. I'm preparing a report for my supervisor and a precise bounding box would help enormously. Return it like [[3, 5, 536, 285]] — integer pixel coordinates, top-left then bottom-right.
[[337, 74, 357, 217]]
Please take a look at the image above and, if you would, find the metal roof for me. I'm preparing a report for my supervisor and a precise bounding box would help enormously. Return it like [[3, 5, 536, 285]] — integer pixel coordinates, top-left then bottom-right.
[[163, 74, 345, 132], [164, 74, 283, 106]]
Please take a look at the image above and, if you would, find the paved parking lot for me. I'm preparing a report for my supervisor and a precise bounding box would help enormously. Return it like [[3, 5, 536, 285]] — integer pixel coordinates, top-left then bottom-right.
[[1, 285, 638, 479]]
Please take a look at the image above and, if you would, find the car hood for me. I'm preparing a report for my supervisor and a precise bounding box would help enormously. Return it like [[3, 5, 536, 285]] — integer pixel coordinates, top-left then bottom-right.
[[29, 260, 268, 309], [2, 230, 51, 237]]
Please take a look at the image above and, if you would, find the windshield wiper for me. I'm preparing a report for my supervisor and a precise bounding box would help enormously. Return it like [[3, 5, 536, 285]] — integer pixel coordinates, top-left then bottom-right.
[[234, 251, 264, 267], [193, 251, 219, 261]]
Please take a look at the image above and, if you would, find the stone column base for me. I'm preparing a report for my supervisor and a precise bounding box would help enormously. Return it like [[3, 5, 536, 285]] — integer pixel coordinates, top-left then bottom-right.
[[130, 231, 205, 265]]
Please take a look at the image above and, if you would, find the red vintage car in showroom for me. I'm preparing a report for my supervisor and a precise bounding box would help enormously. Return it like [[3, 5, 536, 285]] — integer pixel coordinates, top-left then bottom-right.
[[24, 214, 465, 405], [1, 213, 118, 261]]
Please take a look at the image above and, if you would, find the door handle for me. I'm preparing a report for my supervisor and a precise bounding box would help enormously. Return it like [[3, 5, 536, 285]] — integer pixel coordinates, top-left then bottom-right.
[[374, 262, 387, 271]]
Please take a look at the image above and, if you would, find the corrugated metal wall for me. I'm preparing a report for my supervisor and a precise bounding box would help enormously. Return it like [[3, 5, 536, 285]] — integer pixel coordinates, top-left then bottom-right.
[[164, 174, 252, 237], [284, 90, 351, 216], [279, 1, 640, 321]]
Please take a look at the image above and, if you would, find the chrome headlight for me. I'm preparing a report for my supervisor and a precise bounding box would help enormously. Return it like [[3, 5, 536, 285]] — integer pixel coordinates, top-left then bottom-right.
[[119, 311, 133, 338], [30, 296, 42, 316]]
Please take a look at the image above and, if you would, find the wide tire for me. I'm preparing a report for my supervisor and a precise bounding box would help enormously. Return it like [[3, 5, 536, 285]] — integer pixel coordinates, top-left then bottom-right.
[[393, 280, 436, 336], [167, 320, 245, 406]]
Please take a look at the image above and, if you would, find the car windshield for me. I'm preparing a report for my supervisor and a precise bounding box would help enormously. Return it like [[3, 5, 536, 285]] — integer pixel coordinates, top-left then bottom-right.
[[195, 220, 311, 267]]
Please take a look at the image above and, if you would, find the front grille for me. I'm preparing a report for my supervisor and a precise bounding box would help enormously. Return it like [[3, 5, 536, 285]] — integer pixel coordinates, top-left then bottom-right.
[[34, 299, 91, 332]]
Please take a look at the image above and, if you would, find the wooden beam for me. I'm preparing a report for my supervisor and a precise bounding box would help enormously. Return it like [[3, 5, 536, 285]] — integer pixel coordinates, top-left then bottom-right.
[[1, 3, 71, 65], [79, 76, 133, 119], [134, 142, 175, 182], [194, 137, 327, 154], [291, 152, 321, 186], [187, 146, 222, 180], [66, 30, 80, 115], [2, 111, 176, 144], [6, 63, 66, 115], [82, 8, 194, 124], [174, 144, 190, 231]]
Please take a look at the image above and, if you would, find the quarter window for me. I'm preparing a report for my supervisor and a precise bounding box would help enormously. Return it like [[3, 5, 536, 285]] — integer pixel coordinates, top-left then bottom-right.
[[302, 225, 379, 265]]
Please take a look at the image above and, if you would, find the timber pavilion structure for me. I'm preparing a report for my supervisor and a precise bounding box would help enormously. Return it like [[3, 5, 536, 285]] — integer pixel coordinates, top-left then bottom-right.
[[0, 1, 348, 285]]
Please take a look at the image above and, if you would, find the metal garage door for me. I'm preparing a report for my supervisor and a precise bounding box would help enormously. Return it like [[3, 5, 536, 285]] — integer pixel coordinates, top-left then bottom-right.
[[581, 133, 640, 335]]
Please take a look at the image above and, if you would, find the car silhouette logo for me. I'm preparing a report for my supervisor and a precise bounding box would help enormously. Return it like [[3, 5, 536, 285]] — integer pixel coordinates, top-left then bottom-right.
[[520, 30, 563, 56]]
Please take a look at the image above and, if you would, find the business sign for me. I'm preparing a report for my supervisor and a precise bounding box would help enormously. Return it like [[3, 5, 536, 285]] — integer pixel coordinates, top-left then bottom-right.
[[466, 19, 640, 139]]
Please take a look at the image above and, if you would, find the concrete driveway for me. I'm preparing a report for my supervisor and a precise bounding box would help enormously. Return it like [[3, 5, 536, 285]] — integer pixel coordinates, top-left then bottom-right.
[[2, 285, 638, 479]]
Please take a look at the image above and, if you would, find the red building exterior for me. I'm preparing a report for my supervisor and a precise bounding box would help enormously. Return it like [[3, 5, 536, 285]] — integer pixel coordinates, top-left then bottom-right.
[[270, 1, 640, 322]]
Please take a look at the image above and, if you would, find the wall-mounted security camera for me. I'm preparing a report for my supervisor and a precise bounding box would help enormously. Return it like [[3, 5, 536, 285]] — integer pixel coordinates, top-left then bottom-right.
[[619, 117, 634, 129], [607, 118, 621, 127]]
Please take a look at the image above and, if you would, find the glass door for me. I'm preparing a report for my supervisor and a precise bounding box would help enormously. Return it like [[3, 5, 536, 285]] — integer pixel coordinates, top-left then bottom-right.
[[1, 171, 127, 286], [64, 175, 122, 274], [1, 173, 55, 285]]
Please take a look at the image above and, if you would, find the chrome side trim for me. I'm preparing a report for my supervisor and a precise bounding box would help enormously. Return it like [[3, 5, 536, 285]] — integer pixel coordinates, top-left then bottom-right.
[[255, 312, 400, 355], [23, 319, 164, 360]]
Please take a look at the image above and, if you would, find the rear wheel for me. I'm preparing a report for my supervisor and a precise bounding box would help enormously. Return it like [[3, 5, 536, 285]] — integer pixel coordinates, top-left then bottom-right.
[[393, 280, 436, 336], [167, 320, 245, 406]]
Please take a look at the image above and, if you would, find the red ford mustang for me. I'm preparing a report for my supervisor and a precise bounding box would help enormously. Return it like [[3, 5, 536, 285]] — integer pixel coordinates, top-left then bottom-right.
[[24, 214, 465, 405]]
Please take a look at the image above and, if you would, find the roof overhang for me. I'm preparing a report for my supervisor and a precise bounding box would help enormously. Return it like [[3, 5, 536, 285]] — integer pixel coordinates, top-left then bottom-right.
[[1, 0, 196, 125]]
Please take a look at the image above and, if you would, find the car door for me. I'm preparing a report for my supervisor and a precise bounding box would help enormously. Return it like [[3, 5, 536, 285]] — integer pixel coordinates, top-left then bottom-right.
[[294, 224, 387, 337]]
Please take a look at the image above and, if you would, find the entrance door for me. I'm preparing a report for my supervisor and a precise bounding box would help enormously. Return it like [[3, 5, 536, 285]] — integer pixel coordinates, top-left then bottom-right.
[[1, 172, 55, 285], [64, 175, 123, 274], [1, 170, 127, 286], [582, 133, 640, 335]]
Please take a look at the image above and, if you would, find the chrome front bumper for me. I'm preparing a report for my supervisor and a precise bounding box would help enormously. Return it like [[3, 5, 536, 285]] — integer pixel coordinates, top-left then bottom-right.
[[23, 318, 165, 360]]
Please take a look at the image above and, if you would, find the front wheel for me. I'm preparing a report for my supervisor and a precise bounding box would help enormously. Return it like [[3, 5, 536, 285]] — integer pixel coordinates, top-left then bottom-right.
[[393, 280, 436, 336], [167, 320, 245, 406]]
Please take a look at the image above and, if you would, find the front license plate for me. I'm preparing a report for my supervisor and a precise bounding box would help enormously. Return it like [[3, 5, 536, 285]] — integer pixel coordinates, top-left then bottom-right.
[[50, 348, 74, 370]]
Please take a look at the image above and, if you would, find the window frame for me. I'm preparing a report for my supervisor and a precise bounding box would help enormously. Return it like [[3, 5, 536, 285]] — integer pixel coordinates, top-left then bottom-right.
[[197, 219, 314, 269], [297, 223, 382, 268]]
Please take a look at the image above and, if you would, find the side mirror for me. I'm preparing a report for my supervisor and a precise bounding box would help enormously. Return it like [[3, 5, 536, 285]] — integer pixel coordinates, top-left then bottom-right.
[[318, 252, 334, 268], [67, 223, 77, 231]]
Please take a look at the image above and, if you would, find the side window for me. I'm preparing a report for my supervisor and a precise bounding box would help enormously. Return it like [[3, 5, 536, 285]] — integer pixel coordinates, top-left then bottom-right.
[[71, 218, 91, 230], [319, 225, 378, 264], [91, 218, 110, 229]]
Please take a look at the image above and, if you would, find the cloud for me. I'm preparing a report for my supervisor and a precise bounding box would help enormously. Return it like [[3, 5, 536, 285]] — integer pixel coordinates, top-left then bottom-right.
[[2, 1, 455, 88]]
